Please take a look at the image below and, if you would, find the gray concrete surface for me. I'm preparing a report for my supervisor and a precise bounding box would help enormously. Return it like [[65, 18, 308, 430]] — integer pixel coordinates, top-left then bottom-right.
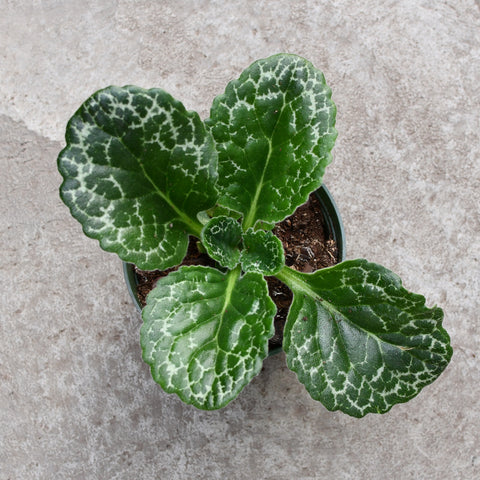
[[1, 1, 479, 478]]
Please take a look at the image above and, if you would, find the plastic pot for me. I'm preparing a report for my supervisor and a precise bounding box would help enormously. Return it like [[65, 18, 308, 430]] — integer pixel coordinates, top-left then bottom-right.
[[123, 184, 346, 352]]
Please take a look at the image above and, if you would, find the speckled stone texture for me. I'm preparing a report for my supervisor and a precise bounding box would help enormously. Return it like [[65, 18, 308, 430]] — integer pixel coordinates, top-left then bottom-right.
[[1, 1, 479, 479]]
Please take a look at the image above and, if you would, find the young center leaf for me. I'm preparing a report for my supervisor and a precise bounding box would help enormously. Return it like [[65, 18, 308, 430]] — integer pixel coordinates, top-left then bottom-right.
[[206, 53, 337, 229], [277, 260, 452, 418], [240, 228, 285, 275], [201, 216, 242, 269], [58, 86, 218, 270], [141, 266, 276, 409]]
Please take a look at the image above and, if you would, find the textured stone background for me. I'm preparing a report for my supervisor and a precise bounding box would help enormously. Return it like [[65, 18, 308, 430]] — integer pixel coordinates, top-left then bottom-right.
[[1, 1, 479, 479]]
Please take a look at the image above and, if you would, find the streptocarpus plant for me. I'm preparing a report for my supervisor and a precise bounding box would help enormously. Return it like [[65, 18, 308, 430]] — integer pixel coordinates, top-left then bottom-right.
[[58, 54, 452, 417]]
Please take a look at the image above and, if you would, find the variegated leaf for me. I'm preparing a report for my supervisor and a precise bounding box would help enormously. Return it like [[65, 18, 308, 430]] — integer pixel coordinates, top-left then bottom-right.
[[206, 53, 337, 229], [201, 215, 242, 269], [277, 261, 452, 417], [58, 86, 218, 270], [240, 228, 285, 275], [141, 266, 276, 409]]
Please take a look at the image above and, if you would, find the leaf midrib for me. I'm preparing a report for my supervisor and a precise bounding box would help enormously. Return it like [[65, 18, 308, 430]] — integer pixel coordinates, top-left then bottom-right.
[[277, 266, 440, 359], [91, 102, 203, 237], [242, 69, 295, 229]]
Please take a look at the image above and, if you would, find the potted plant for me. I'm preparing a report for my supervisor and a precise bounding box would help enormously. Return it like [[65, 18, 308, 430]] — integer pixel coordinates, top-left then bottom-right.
[[58, 53, 452, 417]]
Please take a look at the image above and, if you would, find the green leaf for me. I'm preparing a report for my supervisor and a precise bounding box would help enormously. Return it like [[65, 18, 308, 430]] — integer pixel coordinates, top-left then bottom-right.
[[206, 53, 337, 229], [201, 216, 242, 269], [240, 228, 285, 275], [277, 261, 452, 417], [58, 85, 218, 270], [141, 266, 276, 409]]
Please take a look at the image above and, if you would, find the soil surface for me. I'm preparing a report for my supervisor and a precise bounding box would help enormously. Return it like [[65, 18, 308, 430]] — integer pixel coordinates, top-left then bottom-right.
[[134, 193, 339, 350]]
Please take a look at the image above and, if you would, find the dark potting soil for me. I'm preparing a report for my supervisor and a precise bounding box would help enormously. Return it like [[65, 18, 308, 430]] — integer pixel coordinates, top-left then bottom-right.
[[134, 192, 339, 350]]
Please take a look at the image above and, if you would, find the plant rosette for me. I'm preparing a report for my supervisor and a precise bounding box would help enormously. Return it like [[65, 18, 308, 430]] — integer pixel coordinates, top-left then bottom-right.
[[58, 53, 452, 417], [123, 184, 346, 356]]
